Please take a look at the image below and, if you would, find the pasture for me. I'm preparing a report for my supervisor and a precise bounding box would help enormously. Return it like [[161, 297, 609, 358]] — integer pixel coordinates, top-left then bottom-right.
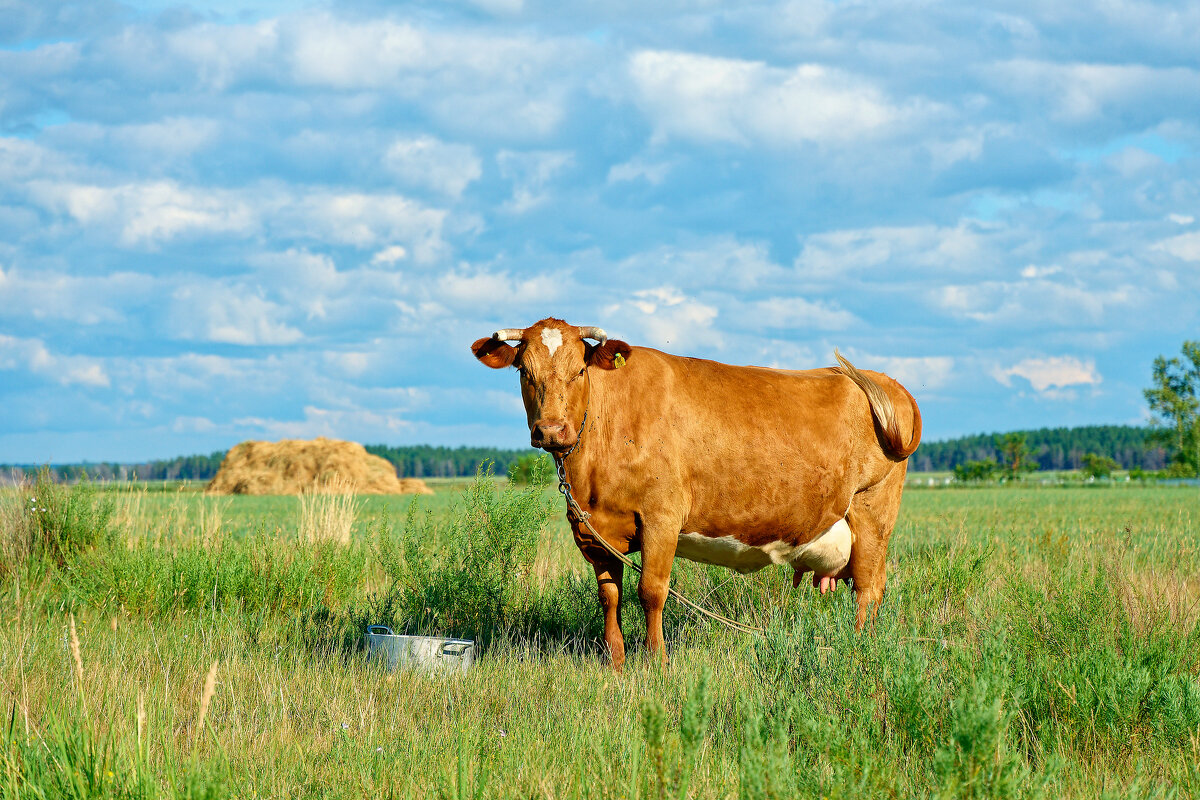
[[2, 473, 1199, 798]]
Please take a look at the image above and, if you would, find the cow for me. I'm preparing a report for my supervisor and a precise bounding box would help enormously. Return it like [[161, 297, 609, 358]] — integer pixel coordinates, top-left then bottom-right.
[[471, 317, 921, 670]]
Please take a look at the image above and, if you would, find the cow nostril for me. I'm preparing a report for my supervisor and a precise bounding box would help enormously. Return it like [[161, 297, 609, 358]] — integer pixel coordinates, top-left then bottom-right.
[[533, 421, 568, 443]]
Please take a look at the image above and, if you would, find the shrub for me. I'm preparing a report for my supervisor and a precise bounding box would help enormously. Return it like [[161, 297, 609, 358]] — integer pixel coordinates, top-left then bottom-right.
[[0, 468, 114, 577], [370, 461, 570, 642], [1081, 453, 1119, 479], [507, 453, 552, 485], [954, 458, 1000, 483]]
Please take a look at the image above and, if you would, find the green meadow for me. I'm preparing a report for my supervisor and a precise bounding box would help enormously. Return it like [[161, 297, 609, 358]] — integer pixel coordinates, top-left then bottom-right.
[[2, 471, 1199, 799]]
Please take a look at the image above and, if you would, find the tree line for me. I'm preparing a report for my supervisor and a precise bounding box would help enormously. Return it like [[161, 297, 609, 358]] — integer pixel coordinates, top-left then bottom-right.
[[911, 425, 1169, 473], [1, 445, 536, 484], [2, 429, 1170, 483], [362, 445, 535, 478]]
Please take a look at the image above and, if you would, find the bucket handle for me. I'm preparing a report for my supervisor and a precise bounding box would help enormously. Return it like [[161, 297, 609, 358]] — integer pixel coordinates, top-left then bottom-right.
[[366, 625, 394, 637], [441, 642, 471, 657]]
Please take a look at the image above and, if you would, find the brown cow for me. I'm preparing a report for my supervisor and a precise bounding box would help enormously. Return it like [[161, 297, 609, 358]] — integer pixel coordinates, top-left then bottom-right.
[[471, 317, 921, 670]]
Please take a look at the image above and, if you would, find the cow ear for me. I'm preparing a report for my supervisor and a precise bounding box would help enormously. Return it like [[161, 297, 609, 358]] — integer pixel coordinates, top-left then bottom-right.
[[471, 337, 518, 369], [587, 340, 632, 370]]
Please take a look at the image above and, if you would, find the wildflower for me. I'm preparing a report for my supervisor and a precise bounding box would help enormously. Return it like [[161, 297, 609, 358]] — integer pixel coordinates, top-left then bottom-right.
[[375, 746, 383, 753], [341, 723, 350, 731]]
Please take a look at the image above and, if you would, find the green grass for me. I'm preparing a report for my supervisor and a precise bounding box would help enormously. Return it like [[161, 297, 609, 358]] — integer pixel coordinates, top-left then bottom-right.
[[2, 476, 1198, 798]]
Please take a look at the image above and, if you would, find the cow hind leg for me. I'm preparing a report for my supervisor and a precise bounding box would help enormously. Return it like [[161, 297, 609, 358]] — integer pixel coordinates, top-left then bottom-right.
[[846, 462, 908, 629], [637, 514, 680, 665]]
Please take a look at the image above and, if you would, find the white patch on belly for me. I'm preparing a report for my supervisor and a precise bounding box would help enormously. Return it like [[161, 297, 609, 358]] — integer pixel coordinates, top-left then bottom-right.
[[540, 328, 563, 356], [676, 518, 853, 576]]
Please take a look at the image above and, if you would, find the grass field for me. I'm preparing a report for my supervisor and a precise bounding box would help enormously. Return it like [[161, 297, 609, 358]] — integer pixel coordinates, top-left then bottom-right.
[[2, 472, 1199, 798]]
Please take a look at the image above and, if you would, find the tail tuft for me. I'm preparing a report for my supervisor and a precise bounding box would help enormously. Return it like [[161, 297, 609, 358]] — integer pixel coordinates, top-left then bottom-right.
[[834, 349, 921, 460]]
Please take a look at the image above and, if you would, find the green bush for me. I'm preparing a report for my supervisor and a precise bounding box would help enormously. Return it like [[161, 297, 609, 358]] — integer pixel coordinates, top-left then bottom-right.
[[370, 462, 592, 643], [1, 469, 114, 576], [507, 453, 553, 485], [1081, 453, 1119, 479], [954, 458, 1001, 483]]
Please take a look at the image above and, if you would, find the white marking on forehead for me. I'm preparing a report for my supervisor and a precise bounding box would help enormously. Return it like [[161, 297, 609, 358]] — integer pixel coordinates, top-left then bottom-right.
[[540, 328, 563, 357]]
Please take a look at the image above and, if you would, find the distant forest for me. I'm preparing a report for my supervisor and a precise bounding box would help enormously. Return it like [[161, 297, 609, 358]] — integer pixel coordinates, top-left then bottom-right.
[[1, 425, 1171, 482], [363, 445, 534, 478], [911, 425, 1168, 472], [1, 445, 535, 484]]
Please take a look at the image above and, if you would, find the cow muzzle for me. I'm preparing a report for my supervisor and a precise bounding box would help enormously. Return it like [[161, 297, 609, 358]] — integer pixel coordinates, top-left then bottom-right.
[[531, 420, 577, 452]]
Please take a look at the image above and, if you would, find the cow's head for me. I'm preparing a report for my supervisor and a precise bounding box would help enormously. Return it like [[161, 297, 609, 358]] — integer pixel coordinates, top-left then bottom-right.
[[471, 318, 632, 453]]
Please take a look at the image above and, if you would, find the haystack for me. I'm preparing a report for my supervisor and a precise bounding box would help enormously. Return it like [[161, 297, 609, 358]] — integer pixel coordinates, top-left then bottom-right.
[[206, 437, 433, 496]]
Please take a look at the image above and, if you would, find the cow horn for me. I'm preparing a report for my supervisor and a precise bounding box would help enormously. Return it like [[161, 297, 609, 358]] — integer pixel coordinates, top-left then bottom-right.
[[492, 328, 526, 342], [578, 326, 608, 344]]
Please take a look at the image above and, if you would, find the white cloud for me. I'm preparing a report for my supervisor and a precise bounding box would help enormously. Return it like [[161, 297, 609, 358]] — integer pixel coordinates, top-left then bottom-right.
[[28, 180, 257, 246], [251, 248, 343, 321], [0, 334, 110, 388], [282, 191, 450, 260], [992, 356, 1101, 393], [1153, 231, 1200, 262], [108, 116, 221, 158], [385, 136, 482, 198], [371, 246, 408, 265], [170, 285, 303, 346], [629, 50, 931, 147], [1168, 213, 1194, 225], [935, 275, 1142, 327], [735, 297, 859, 332], [1020, 264, 1062, 279], [852, 353, 956, 392], [607, 156, 676, 185], [796, 224, 989, 277], [171, 416, 217, 434], [233, 405, 413, 440], [435, 267, 562, 310], [0, 265, 145, 325], [602, 287, 719, 348], [164, 19, 280, 91], [497, 150, 573, 213], [613, 238, 781, 289], [280, 14, 572, 101], [987, 60, 1200, 124]]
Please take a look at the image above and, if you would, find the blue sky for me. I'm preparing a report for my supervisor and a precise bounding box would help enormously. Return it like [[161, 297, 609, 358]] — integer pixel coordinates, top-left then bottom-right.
[[1, 0, 1198, 462]]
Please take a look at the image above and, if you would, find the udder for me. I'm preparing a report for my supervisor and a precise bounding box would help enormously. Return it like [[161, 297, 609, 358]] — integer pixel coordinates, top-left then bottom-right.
[[674, 517, 853, 577]]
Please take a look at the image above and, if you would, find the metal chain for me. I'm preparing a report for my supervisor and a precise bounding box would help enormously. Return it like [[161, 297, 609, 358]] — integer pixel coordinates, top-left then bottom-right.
[[552, 370, 764, 636]]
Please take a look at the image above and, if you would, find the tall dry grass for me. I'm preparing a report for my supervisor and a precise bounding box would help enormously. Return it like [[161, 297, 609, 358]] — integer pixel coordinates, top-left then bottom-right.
[[298, 475, 361, 545], [0, 480, 34, 578], [197, 496, 230, 548]]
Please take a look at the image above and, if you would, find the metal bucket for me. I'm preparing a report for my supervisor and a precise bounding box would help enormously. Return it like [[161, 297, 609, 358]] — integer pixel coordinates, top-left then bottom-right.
[[363, 626, 476, 675]]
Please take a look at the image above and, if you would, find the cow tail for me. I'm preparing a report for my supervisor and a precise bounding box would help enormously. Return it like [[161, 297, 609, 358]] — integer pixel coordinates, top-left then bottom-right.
[[834, 350, 922, 460]]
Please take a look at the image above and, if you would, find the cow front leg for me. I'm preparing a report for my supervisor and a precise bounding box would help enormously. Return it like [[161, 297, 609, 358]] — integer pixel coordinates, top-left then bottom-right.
[[592, 559, 625, 671], [637, 520, 679, 665], [573, 511, 636, 671]]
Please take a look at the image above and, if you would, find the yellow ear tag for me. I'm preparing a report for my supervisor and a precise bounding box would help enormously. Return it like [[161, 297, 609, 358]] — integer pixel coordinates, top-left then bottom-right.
[[613, 353, 626, 368]]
